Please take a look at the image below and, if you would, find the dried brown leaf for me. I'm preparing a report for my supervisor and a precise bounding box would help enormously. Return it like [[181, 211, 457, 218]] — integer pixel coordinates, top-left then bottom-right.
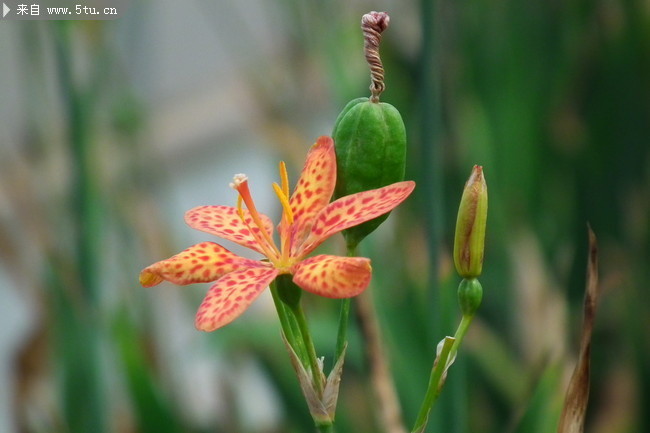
[[557, 225, 600, 433]]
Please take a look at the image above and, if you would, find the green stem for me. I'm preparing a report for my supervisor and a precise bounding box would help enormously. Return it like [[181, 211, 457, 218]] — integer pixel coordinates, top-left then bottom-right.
[[290, 301, 324, 395], [412, 337, 454, 433], [411, 314, 474, 433], [316, 423, 335, 433], [274, 275, 323, 394], [271, 280, 296, 342], [448, 314, 473, 363], [335, 244, 358, 361], [335, 299, 350, 361], [270, 280, 294, 341], [270, 280, 309, 366]]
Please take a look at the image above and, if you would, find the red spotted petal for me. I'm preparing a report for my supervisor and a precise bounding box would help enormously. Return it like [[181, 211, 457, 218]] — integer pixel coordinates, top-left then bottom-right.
[[185, 206, 274, 255], [139, 242, 265, 287], [292, 255, 372, 298], [194, 267, 279, 332], [289, 136, 337, 248], [296, 181, 415, 256]]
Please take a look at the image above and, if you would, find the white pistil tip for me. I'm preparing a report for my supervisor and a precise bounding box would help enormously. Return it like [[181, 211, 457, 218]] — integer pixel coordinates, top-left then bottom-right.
[[229, 173, 248, 189]]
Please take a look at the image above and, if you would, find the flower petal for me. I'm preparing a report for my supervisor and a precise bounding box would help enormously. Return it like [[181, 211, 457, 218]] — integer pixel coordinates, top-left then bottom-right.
[[292, 255, 371, 298], [185, 206, 274, 255], [297, 181, 415, 256], [195, 267, 279, 332], [289, 136, 337, 248], [139, 241, 265, 287]]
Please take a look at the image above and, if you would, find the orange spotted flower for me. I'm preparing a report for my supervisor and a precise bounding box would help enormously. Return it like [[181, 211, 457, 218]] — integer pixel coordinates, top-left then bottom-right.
[[140, 136, 415, 332]]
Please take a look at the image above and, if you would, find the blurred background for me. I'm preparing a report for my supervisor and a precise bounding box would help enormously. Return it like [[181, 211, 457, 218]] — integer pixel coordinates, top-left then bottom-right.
[[0, 0, 648, 432]]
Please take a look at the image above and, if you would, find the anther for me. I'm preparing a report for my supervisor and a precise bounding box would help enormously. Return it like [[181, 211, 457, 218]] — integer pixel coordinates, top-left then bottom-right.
[[273, 183, 294, 224], [279, 162, 290, 198]]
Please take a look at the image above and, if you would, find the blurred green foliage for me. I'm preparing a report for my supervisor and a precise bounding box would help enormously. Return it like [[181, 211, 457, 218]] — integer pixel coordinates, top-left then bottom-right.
[[1, 0, 648, 432]]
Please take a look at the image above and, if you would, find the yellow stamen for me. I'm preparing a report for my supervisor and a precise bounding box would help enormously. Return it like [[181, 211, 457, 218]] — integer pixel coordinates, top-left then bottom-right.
[[279, 161, 290, 198], [273, 182, 294, 225], [236, 194, 245, 222], [275, 164, 293, 266]]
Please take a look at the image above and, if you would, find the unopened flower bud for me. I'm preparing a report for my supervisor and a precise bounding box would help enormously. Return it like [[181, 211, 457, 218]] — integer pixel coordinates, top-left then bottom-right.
[[457, 278, 483, 317], [453, 165, 488, 278]]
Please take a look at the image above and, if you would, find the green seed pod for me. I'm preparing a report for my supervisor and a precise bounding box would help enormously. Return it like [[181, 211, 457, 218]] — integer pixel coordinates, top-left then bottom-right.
[[332, 97, 407, 248], [332, 97, 368, 133], [457, 278, 483, 317], [330, 11, 408, 248]]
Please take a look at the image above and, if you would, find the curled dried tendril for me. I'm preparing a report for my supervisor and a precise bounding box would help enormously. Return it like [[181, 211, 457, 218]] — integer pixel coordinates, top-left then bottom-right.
[[362, 11, 390, 102]]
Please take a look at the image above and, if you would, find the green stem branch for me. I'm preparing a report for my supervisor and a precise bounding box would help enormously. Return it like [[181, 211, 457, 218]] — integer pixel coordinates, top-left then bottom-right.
[[270, 281, 294, 340], [271, 280, 310, 369], [335, 244, 358, 361], [411, 314, 474, 433], [448, 314, 473, 362]]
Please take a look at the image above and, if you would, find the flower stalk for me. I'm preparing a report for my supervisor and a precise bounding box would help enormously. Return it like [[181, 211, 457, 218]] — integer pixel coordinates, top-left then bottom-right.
[[411, 299, 478, 433], [411, 336, 455, 433], [411, 166, 487, 433]]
